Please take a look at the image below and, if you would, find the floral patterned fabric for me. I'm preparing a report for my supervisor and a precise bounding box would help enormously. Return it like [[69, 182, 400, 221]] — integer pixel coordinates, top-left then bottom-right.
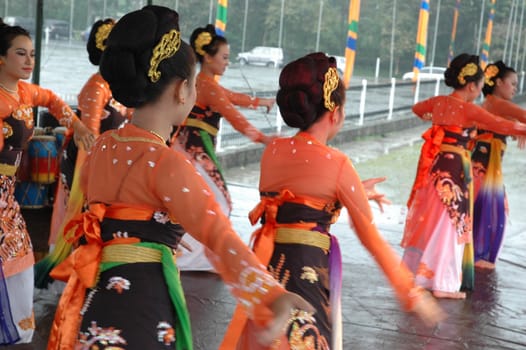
[[47, 123, 286, 349], [0, 81, 80, 345], [471, 94, 526, 264], [402, 93, 526, 293], [222, 132, 419, 350], [176, 71, 264, 209]]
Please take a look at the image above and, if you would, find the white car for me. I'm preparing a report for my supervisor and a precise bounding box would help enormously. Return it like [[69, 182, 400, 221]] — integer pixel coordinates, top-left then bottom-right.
[[332, 55, 346, 75], [402, 66, 446, 81], [236, 46, 284, 68]]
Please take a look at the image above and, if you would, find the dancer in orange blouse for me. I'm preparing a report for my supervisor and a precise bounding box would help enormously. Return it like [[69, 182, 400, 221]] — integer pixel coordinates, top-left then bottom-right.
[[47, 18, 130, 250], [0, 19, 93, 345], [472, 61, 526, 269], [221, 53, 444, 350], [175, 24, 275, 271], [402, 54, 526, 300], [47, 6, 311, 349], [177, 24, 275, 209], [38, 18, 132, 289]]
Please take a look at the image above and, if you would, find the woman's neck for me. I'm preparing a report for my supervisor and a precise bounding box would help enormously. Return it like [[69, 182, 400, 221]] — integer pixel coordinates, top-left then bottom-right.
[[451, 90, 470, 102], [131, 109, 171, 142], [0, 77, 19, 95], [199, 65, 218, 79]]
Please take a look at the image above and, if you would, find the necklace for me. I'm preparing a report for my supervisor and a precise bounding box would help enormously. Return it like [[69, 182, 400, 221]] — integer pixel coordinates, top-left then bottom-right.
[[0, 83, 18, 94], [149, 130, 166, 143]]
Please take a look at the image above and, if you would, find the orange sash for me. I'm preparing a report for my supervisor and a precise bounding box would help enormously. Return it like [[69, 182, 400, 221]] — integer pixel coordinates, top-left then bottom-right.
[[46, 203, 153, 350], [220, 190, 340, 350]]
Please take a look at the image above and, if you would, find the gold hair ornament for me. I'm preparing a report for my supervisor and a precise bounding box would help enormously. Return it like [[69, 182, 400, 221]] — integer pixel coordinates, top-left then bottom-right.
[[148, 29, 181, 83], [194, 32, 213, 56], [457, 62, 478, 85], [484, 65, 499, 87], [323, 67, 339, 112], [95, 23, 114, 51]]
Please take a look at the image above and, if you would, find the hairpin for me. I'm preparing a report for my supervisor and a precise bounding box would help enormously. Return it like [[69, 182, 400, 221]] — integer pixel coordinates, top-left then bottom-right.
[[148, 29, 181, 83], [95, 23, 113, 51], [323, 67, 339, 111], [194, 32, 213, 56], [457, 62, 478, 85]]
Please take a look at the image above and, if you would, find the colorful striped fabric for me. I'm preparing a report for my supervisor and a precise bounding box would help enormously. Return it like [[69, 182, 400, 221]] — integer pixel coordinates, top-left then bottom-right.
[[343, 0, 360, 88], [215, 0, 228, 36], [448, 0, 461, 65], [412, 0, 430, 80], [480, 0, 496, 69]]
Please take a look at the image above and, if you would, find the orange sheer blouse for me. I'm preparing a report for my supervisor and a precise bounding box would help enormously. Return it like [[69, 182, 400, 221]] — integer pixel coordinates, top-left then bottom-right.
[[80, 123, 285, 318], [412, 93, 526, 136], [482, 94, 526, 124], [77, 72, 131, 135], [0, 80, 80, 151], [259, 132, 417, 310], [195, 72, 265, 142]]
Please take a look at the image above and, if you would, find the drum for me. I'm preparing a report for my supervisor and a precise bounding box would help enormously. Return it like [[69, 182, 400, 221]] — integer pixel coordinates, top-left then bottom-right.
[[14, 182, 48, 209], [28, 135, 58, 184], [53, 126, 70, 149]]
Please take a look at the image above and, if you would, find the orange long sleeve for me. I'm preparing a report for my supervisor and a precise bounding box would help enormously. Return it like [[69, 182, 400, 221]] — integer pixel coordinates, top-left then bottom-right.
[[482, 94, 526, 124], [81, 124, 285, 318], [413, 94, 526, 136], [259, 133, 417, 310], [195, 72, 265, 142]]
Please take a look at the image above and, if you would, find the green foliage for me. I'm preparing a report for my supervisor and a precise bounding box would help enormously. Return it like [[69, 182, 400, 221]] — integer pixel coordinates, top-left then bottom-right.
[[2, 0, 525, 79]]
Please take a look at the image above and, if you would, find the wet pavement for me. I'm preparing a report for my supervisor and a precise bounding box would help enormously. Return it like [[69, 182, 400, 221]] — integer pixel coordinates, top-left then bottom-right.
[[6, 122, 526, 349]]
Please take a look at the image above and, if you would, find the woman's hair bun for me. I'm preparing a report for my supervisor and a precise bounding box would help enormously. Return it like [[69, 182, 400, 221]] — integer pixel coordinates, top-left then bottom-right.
[[444, 53, 483, 89], [86, 18, 115, 66], [99, 5, 194, 108], [277, 52, 341, 130]]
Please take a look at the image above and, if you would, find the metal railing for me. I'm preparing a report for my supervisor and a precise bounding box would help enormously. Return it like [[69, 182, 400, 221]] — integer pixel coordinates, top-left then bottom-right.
[[215, 73, 526, 152], [46, 72, 526, 153]]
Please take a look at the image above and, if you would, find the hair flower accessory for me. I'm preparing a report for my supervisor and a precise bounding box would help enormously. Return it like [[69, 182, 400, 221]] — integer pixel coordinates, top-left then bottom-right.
[[95, 23, 114, 51], [457, 62, 478, 85], [148, 29, 181, 83], [323, 67, 339, 112], [195, 32, 213, 56], [484, 64, 499, 86]]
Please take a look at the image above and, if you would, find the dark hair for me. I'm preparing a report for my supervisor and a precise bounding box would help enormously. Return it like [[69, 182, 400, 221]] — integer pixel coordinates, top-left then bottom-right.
[[0, 18, 31, 56], [444, 53, 484, 89], [86, 18, 115, 66], [99, 5, 196, 108], [482, 60, 517, 96], [189, 24, 228, 63], [276, 52, 345, 131]]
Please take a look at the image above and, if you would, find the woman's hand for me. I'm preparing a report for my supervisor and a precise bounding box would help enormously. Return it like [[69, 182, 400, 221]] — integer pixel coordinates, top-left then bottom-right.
[[72, 120, 96, 150], [517, 135, 526, 149], [255, 291, 315, 346], [362, 177, 391, 213], [259, 98, 276, 113]]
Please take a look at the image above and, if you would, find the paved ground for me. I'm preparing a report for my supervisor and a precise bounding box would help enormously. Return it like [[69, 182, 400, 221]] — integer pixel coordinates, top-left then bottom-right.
[[5, 123, 526, 349]]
